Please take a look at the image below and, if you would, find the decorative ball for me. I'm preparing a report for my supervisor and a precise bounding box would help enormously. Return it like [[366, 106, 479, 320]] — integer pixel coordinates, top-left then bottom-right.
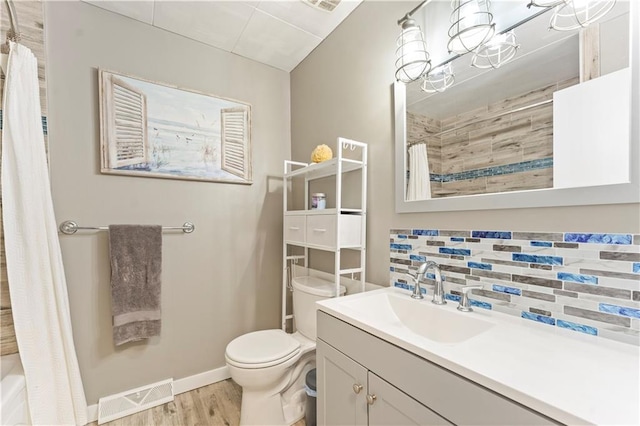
[[311, 144, 333, 163]]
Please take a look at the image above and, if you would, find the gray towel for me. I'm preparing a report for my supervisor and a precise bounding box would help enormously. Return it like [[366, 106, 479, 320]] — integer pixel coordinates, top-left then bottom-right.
[[109, 225, 162, 346]]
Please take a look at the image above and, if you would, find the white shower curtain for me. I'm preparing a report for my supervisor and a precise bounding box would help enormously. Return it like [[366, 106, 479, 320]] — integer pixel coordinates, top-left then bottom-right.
[[2, 41, 87, 425], [407, 143, 432, 200]]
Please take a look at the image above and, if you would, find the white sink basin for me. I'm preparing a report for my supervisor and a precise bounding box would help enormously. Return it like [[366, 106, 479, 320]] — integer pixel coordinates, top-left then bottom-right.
[[317, 286, 640, 426], [334, 290, 494, 344]]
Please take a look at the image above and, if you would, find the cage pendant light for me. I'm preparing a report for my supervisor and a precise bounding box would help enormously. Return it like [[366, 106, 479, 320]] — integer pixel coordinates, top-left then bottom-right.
[[421, 63, 455, 93], [549, 0, 617, 31], [447, 0, 496, 54], [472, 31, 520, 69], [395, 18, 432, 83]]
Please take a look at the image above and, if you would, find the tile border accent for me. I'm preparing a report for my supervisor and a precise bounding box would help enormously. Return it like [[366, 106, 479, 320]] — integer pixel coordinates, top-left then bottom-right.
[[428, 158, 553, 183]]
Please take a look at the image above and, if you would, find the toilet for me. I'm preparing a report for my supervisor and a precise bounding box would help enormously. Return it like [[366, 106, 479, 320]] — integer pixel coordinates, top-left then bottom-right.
[[225, 276, 345, 426]]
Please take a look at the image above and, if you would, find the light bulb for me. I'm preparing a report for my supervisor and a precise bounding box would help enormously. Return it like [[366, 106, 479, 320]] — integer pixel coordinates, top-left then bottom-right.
[[447, 0, 496, 54]]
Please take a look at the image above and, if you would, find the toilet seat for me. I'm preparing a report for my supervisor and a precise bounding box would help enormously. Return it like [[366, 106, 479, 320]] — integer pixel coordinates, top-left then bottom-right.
[[225, 329, 301, 369]]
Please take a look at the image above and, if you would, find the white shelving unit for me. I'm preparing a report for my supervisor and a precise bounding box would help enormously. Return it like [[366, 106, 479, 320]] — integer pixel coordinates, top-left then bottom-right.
[[282, 138, 367, 330]]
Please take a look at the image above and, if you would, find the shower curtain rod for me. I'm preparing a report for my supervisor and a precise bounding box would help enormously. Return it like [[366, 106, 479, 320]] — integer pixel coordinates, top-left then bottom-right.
[[58, 221, 196, 235], [1, 0, 21, 54], [4, 0, 20, 39]]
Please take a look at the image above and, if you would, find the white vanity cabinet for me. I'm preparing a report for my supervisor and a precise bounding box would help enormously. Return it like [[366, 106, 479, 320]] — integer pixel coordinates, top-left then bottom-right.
[[317, 311, 559, 426]]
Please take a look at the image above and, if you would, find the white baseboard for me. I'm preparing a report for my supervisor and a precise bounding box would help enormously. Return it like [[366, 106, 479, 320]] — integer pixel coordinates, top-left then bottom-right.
[[87, 404, 98, 424], [85, 365, 231, 424], [172, 365, 231, 395]]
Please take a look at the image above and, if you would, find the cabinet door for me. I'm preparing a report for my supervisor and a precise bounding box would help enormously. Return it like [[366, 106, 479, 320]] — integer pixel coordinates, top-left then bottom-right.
[[317, 339, 368, 426], [368, 372, 452, 426]]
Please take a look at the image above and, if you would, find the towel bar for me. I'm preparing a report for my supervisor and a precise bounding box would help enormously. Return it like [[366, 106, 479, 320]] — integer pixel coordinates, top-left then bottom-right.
[[58, 220, 195, 235]]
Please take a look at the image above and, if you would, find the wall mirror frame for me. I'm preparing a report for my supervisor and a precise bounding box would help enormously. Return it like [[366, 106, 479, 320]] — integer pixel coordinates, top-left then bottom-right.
[[394, 1, 639, 213]]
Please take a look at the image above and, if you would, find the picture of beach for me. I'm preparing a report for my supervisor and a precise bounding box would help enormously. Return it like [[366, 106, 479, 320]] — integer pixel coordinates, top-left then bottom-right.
[[99, 70, 252, 184]]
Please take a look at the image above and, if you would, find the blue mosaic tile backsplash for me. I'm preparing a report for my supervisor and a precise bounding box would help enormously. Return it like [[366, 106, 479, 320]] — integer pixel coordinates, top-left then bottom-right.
[[389, 229, 640, 346]]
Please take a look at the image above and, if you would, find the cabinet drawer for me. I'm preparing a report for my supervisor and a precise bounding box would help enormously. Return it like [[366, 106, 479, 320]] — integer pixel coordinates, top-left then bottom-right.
[[307, 215, 336, 247], [305, 214, 363, 249], [284, 215, 305, 244]]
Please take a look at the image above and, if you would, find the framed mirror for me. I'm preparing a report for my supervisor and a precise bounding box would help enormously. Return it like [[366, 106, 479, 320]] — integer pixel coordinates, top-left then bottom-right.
[[395, 0, 639, 213]]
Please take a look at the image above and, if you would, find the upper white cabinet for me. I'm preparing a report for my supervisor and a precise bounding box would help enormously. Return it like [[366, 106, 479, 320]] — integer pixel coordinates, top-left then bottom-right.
[[281, 138, 367, 330], [553, 67, 631, 188]]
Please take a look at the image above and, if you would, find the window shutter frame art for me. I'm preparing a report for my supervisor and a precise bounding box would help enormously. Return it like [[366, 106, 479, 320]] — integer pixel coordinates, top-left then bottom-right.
[[221, 107, 251, 181], [99, 69, 253, 184], [102, 75, 149, 169]]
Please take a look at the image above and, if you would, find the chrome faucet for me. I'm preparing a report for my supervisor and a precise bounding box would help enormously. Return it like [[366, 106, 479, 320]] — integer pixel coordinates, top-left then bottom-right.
[[407, 261, 444, 302], [426, 262, 446, 305]]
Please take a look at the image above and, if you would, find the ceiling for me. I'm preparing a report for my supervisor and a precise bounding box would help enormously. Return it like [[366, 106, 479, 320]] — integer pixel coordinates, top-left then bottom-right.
[[82, 0, 363, 72]]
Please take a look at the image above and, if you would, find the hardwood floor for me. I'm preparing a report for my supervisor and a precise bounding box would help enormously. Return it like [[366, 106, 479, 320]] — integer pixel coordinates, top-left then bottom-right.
[[91, 379, 306, 426]]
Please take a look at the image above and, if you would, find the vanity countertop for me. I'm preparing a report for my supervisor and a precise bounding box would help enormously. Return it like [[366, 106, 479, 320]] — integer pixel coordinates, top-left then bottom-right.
[[316, 287, 640, 425]]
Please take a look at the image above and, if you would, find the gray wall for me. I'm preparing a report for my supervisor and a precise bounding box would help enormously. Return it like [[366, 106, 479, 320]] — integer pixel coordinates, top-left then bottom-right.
[[45, 2, 290, 404], [291, 0, 640, 286]]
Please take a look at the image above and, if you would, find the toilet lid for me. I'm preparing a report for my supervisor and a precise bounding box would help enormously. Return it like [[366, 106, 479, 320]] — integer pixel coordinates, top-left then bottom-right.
[[225, 329, 301, 368]]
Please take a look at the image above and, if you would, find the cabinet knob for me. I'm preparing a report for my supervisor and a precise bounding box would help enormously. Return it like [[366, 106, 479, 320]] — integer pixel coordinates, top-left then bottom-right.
[[366, 394, 377, 405], [352, 384, 363, 394]]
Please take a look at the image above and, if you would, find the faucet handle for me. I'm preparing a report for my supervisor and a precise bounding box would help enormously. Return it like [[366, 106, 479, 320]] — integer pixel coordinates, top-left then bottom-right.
[[404, 272, 424, 300], [457, 285, 484, 312]]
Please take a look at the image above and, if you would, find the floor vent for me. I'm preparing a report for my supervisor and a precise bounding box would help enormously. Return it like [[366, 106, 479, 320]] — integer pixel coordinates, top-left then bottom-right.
[[97, 378, 174, 424], [301, 0, 341, 13]]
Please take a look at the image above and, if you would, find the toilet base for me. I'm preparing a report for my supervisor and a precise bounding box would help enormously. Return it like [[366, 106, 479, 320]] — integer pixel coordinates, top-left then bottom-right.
[[227, 332, 317, 426], [281, 380, 308, 424], [237, 355, 315, 426], [239, 387, 306, 426]]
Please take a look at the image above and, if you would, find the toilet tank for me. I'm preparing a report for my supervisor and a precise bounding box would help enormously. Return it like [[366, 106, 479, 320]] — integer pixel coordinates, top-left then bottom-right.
[[292, 276, 346, 341]]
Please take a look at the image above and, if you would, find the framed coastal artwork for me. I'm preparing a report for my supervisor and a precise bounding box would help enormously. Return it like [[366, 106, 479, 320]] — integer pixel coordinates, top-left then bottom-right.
[[99, 69, 252, 184]]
